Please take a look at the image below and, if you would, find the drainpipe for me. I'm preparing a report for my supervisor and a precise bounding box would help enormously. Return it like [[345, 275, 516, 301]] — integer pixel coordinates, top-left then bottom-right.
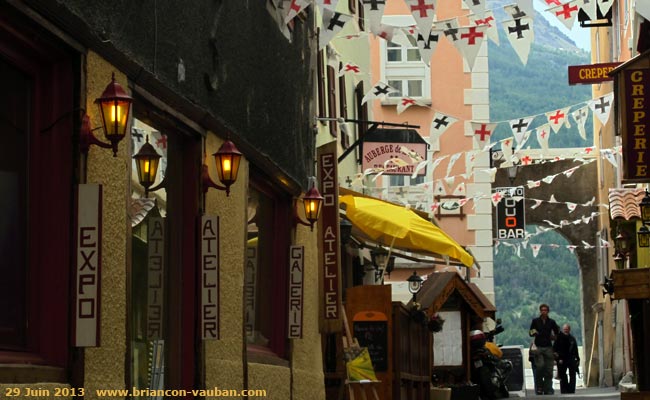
[[593, 302, 606, 387]]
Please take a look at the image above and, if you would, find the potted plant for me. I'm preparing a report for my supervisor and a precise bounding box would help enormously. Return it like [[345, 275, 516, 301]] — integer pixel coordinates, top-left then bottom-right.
[[428, 313, 445, 333]]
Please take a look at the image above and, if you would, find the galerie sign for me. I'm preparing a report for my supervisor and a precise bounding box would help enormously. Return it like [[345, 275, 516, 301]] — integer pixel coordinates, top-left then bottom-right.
[[288, 246, 304, 339]]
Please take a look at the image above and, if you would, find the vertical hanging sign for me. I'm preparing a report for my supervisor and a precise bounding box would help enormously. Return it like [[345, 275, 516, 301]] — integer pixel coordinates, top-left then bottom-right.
[[318, 141, 342, 331], [623, 69, 650, 181], [74, 184, 102, 347], [288, 246, 304, 338], [201, 216, 220, 339], [244, 239, 258, 339], [147, 217, 165, 340]]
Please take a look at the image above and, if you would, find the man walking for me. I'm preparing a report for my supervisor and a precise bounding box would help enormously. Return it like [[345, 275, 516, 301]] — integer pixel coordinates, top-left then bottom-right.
[[554, 324, 580, 394], [530, 303, 560, 395]]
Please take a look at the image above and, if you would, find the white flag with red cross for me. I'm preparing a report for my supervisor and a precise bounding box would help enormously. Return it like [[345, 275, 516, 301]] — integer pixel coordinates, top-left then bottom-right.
[[457, 25, 487, 71], [285, 0, 311, 23], [535, 124, 551, 152], [405, 0, 438, 38], [396, 97, 426, 114], [338, 61, 363, 77], [469, 9, 499, 45], [547, 0, 581, 30], [453, 182, 466, 196], [371, 23, 395, 42], [471, 122, 497, 150], [315, 0, 340, 12], [500, 138, 514, 167], [546, 107, 571, 133], [531, 244, 542, 258]]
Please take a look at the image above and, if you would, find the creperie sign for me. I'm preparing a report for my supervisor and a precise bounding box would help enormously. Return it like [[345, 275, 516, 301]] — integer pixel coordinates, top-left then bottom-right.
[[568, 62, 621, 85], [623, 69, 650, 181]]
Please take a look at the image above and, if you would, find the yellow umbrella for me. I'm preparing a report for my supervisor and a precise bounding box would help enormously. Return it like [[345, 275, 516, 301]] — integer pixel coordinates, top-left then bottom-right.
[[339, 195, 474, 268]]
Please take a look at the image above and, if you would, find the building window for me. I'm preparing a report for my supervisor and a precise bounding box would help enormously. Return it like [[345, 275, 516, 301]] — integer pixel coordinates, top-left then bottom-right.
[[381, 16, 431, 102], [0, 10, 74, 374], [388, 174, 424, 187], [246, 171, 291, 360]]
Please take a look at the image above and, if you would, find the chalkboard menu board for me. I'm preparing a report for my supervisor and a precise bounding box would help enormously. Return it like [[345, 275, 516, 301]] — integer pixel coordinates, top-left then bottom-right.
[[501, 345, 524, 392], [353, 321, 388, 372]]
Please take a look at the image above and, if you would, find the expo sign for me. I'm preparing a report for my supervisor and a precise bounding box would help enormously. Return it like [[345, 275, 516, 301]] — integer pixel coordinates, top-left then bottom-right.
[[495, 186, 526, 240]]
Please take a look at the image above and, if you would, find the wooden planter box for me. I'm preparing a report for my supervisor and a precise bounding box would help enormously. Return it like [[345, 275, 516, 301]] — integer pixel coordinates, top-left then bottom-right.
[[613, 268, 650, 299]]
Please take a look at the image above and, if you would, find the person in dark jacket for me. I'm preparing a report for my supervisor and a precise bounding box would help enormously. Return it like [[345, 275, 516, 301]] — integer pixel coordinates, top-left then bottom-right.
[[529, 303, 560, 395], [553, 324, 580, 394]]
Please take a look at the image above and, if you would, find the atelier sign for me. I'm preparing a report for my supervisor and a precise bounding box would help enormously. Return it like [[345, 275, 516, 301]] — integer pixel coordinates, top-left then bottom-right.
[[147, 217, 165, 340], [201, 216, 219, 340], [288, 246, 304, 339], [568, 62, 621, 85], [623, 69, 650, 181], [495, 186, 526, 240], [318, 143, 341, 323], [74, 184, 102, 347]]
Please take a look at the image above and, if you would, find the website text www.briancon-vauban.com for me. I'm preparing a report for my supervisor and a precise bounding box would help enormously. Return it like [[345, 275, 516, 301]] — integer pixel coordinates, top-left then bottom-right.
[[96, 388, 268, 397]]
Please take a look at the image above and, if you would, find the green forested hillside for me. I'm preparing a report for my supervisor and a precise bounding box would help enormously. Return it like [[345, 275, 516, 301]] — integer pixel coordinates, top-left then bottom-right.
[[489, 33, 593, 148], [493, 228, 582, 346]]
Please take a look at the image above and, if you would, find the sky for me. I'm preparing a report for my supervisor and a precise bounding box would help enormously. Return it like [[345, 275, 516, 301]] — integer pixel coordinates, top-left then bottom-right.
[[533, 0, 591, 51]]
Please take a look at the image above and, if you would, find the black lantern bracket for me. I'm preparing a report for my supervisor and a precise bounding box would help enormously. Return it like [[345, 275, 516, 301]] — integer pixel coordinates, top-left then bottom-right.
[[294, 177, 324, 231]]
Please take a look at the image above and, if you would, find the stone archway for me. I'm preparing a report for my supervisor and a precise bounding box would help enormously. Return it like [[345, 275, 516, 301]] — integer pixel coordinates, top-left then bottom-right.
[[494, 158, 600, 384]]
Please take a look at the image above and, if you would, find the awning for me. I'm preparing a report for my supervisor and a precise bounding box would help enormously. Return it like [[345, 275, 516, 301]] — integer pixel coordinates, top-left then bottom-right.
[[339, 194, 474, 268]]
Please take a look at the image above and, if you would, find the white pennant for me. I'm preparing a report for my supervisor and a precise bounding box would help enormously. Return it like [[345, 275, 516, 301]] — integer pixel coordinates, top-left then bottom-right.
[[567, 245, 577, 254], [285, 0, 311, 23], [547, 0, 581, 30], [588, 93, 614, 125], [439, 18, 463, 51], [531, 244, 541, 258], [361, 81, 399, 105], [548, 194, 558, 203], [636, 1, 650, 20], [601, 149, 618, 168], [531, 199, 543, 209], [598, 0, 614, 16], [495, 241, 500, 255], [469, 9, 499, 45], [516, 0, 534, 15], [338, 61, 363, 77], [315, 0, 340, 11], [444, 176, 456, 187], [471, 121, 497, 150], [416, 28, 442, 67], [600, 238, 611, 248], [535, 124, 551, 152], [363, 0, 387, 34], [566, 202, 577, 212], [546, 107, 571, 133], [405, 0, 438, 37], [501, 138, 515, 167], [509, 116, 535, 145], [372, 24, 395, 42], [453, 182, 466, 196], [446, 152, 463, 177], [502, 16, 534, 65], [434, 180, 447, 196], [504, 3, 530, 19], [465, 150, 478, 176], [463, 0, 487, 16], [456, 25, 488, 71], [319, 10, 353, 50], [397, 97, 427, 114], [563, 166, 580, 178], [412, 159, 429, 179], [578, 0, 598, 21], [572, 106, 589, 140], [431, 156, 448, 174], [527, 180, 541, 189], [491, 190, 505, 206]]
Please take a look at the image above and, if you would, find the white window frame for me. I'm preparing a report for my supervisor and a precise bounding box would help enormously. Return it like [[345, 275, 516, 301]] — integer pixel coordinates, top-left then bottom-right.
[[380, 15, 431, 105]]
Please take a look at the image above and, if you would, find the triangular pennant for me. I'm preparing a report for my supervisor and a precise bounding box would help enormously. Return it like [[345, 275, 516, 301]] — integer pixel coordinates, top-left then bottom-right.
[[446, 152, 462, 177], [504, 3, 529, 19], [397, 97, 427, 114], [319, 10, 353, 50], [371, 23, 395, 41], [501, 138, 515, 167], [338, 61, 362, 77], [578, 0, 598, 21], [326, 44, 341, 68], [463, 0, 487, 16], [601, 149, 618, 168], [516, 0, 534, 15], [471, 121, 497, 150], [429, 111, 458, 151], [361, 81, 399, 105], [491, 190, 504, 206], [566, 202, 577, 212], [411, 159, 429, 179], [285, 0, 311, 23], [363, 0, 387, 33], [469, 9, 499, 45], [567, 245, 577, 254], [519, 154, 534, 165], [444, 175, 455, 187], [315, 0, 340, 11], [582, 240, 595, 249], [547, 0, 581, 30], [456, 25, 488, 71], [572, 106, 589, 140], [416, 28, 441, 66], [527, 180, 541, 189], [598, 0, 614, 16], [531, 244, 542, 258], [465, 150, 478, 176], [600, 238, 610, 248], [563, 166, 579, 178], [531, 199, 543, 209], [439, 18, 463, 51], [434, 180, 447, 195], [431, 156, 448, 174], [502, 16, 534, 65], [548, 194, 558, 203], [495, 240, 500, 255], [405, 0, 438, 37], [588, 92, 614, 125], [391, 26, 417, 48], [453, 182, 466, 196], [535, 124, 551, 152], [546, 107, 571, 133], [509, 116, 535, 144]]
